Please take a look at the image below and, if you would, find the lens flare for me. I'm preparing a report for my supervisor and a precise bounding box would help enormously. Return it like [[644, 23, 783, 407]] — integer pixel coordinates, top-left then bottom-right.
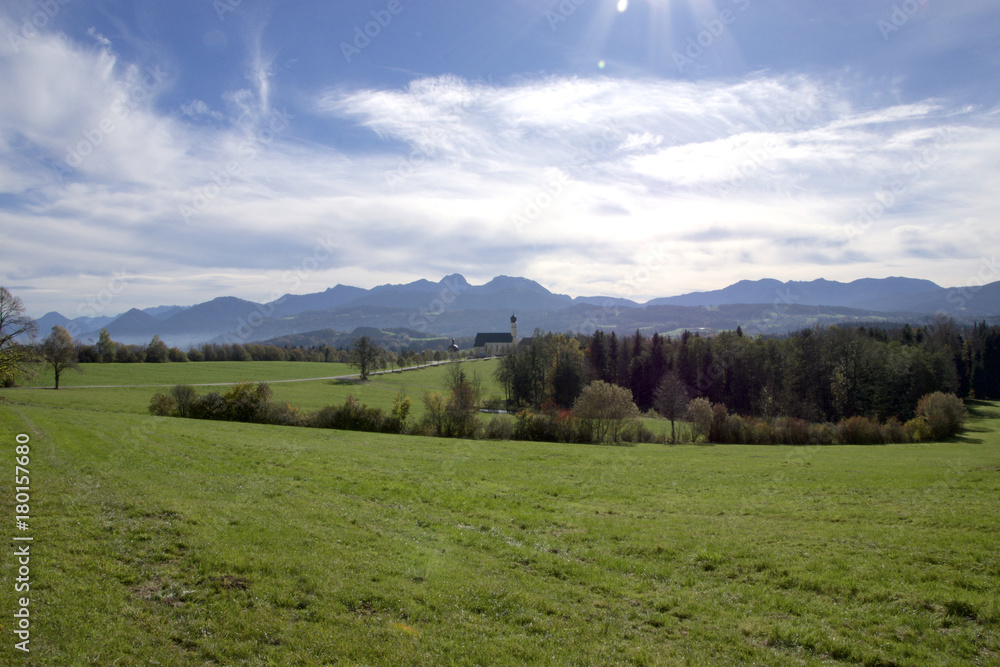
[[617, 0, 629, 12]]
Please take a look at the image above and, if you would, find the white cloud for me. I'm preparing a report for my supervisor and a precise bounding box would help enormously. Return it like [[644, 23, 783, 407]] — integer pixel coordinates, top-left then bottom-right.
[[2, 22, 1000, 316]]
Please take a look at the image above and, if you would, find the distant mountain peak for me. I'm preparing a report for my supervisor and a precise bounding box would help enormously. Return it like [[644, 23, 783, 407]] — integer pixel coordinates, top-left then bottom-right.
[[440, 273, 470, 288]]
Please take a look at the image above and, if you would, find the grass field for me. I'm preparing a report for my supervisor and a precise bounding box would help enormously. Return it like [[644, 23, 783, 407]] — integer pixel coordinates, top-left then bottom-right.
[[2, 363, 999, 665], [8, 359, 506, 419]]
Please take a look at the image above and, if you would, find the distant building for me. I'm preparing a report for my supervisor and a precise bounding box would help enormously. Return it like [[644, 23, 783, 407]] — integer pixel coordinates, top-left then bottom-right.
[[472, 314, 520, 357]]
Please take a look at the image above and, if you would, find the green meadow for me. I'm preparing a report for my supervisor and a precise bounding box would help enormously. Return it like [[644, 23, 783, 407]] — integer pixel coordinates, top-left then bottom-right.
[[1, 362, 999, 665], [11, 360, 505, 419]]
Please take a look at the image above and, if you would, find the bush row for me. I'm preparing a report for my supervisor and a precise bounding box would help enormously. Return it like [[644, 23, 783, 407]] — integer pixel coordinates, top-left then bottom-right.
[[150, 385, 968, 446], [148, 383, 658, 445], [684, 392, 968, 445]]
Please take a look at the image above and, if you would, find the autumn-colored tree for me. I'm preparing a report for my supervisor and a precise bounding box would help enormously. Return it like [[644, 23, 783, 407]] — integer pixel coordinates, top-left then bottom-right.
[[915, 392, 967, 440], [572, 380, 641, 443], [685, 397, 714, 442], [41, 325, 80, 389], [0, 287, 37, 385]]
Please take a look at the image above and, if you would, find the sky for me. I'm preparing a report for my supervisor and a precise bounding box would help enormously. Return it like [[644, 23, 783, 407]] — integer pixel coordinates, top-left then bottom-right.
[[1, 0, 999, 319]]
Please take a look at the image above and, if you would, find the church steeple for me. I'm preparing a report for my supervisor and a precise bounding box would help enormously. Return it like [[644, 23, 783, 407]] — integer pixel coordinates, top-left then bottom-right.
[[510, 313, 517, 341]]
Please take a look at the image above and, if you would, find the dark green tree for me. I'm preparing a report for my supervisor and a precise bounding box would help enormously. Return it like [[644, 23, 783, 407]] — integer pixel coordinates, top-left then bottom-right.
[[96, 328, 115, 362], [349, 336, 381, 381], [146, 335, 170, 363], [654, 369, 690, 443]]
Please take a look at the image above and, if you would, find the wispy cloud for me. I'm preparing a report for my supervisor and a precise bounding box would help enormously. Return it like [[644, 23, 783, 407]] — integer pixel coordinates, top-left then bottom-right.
[[2, 15, 999, 315]]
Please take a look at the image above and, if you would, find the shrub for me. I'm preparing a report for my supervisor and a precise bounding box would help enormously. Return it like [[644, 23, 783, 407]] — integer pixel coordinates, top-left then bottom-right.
[[310, 396, 400, 434], [267, 402, 304, 427], [746, 416, 777, 445], [622, 421, 656, 444], [170, 384, 198, 418], [191, 392, 226, 420], [837, 415, 885, 445], [148, 393, 176, 416], [880, 416, 907, 443], [773, 417, 810, 445], [421, 392, 448, 436], [514, 409, 546, 442], [915, 392, 967, 440], [483, 416, 515, 440], [720, 413, 745, 444], [309, 404, 342, 429], [685, 397, 714, 443], [391, 389, 412, 424], [709, 403, 730, 442], [222, 382, 274, 423], [903, 416, 929, 442], [807, 422, 837, 445]]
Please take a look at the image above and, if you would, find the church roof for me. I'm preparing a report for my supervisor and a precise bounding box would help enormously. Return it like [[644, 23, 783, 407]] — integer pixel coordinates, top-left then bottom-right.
[[473, 332, 513, 347]]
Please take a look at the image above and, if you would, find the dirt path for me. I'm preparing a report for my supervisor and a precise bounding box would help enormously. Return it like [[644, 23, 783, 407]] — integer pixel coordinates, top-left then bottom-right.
[[14, 359, 480, 390]]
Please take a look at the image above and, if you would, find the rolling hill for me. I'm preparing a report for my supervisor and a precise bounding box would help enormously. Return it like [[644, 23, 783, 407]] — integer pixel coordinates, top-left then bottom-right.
[[33, 274, 1000, 348]]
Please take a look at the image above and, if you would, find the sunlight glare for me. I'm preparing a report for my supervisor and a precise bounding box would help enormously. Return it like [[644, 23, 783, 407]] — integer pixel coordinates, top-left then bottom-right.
[[617, 0, 629, 12]]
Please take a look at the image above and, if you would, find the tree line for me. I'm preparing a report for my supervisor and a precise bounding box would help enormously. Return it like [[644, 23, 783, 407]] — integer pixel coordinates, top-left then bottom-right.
[[495, 318, 997, 423], [148, 367, 656, 446], [70, 328, 448, 366]]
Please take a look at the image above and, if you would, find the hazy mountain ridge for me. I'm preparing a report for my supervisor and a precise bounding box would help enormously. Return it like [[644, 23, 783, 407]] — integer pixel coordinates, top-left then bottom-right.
[[31, 275, 1000, 348]]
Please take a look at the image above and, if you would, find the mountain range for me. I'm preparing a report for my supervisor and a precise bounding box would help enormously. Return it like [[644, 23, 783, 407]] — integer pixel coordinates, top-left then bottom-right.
[[33, 275, 1000, 349]]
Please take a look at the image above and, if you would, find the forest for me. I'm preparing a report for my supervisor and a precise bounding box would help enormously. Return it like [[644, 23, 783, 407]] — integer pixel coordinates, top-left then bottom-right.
[[499, 318, 1000, 424]]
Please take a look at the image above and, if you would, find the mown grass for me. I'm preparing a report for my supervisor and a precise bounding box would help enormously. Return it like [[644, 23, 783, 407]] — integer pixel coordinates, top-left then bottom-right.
[[17, 360, 357, 388], [1, 369, 998, 665], [7, 359, 504, 419]]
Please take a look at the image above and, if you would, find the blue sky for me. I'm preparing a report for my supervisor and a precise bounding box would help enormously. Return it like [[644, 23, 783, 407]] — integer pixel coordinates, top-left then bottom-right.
[[1, 0, 999, 318]]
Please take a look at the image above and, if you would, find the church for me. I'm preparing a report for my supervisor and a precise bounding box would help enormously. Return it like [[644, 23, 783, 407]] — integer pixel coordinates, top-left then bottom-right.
[[472, 314, 522, 357]]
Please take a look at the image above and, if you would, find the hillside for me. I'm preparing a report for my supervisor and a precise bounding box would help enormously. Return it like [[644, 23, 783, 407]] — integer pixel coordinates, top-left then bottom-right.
[[41, 274, 1000, 348]]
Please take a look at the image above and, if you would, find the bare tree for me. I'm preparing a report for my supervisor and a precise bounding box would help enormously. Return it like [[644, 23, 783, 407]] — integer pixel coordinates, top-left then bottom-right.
[[0, 287, 38, 385], [41, 325, 80, 389]]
